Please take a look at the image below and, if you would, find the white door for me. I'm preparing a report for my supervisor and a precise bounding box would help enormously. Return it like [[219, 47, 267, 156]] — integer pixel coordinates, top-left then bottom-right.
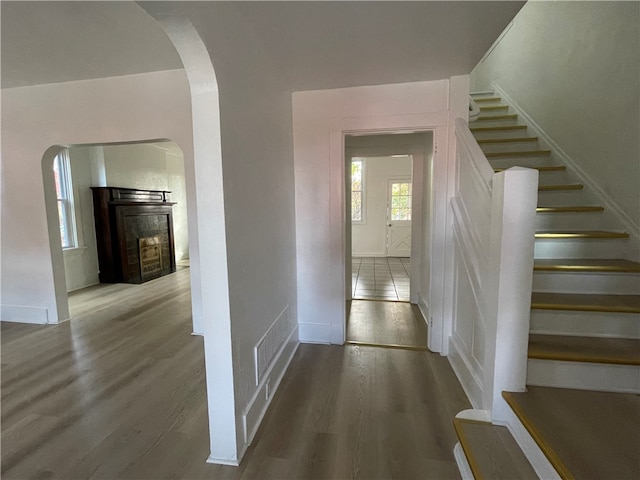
[[386, 179, 412, 257]]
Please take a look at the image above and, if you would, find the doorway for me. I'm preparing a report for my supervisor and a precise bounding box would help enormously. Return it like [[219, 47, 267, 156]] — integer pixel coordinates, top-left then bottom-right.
[[344, 132, 433, 349]]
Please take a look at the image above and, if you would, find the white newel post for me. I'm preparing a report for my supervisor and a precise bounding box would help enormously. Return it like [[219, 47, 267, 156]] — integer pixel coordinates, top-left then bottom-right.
[[483, 167, 538, 420]]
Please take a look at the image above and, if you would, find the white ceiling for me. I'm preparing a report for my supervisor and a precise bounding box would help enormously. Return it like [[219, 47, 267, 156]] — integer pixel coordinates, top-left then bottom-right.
[[1, 1, 525, 91]]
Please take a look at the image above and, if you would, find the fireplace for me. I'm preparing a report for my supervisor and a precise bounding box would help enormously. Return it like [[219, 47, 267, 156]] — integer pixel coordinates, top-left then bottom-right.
[[92, 187, 177, 284]]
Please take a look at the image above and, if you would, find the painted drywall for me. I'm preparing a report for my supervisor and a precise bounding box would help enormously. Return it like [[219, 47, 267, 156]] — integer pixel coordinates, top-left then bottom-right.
[[0, 70, 199, 328], [293, 79, 458, 347], [471, 1, 640, 228], [352, 156, 412, 256]]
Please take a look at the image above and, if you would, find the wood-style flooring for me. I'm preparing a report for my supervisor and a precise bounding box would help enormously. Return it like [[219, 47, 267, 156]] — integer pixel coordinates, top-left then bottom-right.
[[346, 300, 428, 349], [2, 269, 470, 479]]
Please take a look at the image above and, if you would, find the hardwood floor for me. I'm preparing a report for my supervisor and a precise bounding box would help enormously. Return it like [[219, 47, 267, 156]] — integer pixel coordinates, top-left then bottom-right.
[[346, 300, 428, 348], [2, 269, 470, 479]]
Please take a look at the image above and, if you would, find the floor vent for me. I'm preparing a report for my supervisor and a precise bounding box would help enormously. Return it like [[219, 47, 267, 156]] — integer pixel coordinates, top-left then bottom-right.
[[254, 306, 294, 385]]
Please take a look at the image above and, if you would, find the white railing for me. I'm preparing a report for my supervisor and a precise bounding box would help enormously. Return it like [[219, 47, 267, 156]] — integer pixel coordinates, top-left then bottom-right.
[[469, 96, 481, 121], [449, 117, 538, 420]]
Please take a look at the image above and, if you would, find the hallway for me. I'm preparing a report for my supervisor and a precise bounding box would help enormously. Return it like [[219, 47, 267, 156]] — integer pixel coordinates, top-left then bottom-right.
[[1, 270, 469, 479]]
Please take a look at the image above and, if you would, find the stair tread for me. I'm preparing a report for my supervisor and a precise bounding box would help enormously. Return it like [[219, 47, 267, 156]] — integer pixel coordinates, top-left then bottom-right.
[[477, 137, 538, 144], [534, 258, 640, 272], [536, 206, 604, 213], [473, 96, 502, 102], [477, 114, 518, 121], [535, 230, 629, 239], [495, 165, 565, 173], [529, 334, 640, 365], [454, 418, 538, 480], [503, 387, 640, 480], [486, 149, 551, 158], [538, 183, 583, 191], [470, 125, 527, 132], [479, 105, 509, 110], [531, 292, 640, 313]]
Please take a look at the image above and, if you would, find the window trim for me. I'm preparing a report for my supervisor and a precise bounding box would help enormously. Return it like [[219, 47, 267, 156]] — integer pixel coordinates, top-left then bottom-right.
[[53, 149, 78, 249], [351, 158, 366, 224]]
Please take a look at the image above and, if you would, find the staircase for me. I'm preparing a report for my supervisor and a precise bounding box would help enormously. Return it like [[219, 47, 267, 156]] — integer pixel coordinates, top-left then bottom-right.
[[455, 90, 640, 479]]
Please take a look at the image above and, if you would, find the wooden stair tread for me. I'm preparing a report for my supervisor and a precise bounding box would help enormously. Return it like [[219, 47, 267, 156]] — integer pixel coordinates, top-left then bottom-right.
[[534, 258, 640, 272], [474, 96, 502, 102], [538, 183, 583, 191], [529, 334, 640, 365], [470, 125, 527, 132], [453, 418, 538, 480], [477, 137, 538, 144], [495, 165, 565, 173], [479, 105, 509, 111], [486, 149, 551, 158], [477, 114, 518, 121], [503, 387, 640, 480], [536, 206, 604, 213], [535, 230, 629, 239], [531, 292, 640, 313]]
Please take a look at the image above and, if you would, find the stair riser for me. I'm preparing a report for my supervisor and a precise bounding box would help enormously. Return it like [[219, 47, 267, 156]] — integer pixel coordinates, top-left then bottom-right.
[[535, 239, 630, 259], [533, 271, 640, 295], [527, 359, 640, 394], [530, 310, 640, 339], [472, 118, 522, 127], [536, 191, 588, 206], [535, 212, 605, 231], [489, 157, 556, 170]]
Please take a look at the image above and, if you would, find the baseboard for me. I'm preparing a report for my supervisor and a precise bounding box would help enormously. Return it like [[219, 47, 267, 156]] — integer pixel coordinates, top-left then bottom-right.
[[298, 322, 332, 344], [1, 304, 49, 324], [448, 336, 483, 409], [352, 252, 386, 257], [206, 455, 240, 467], [492, 82, 640, 242], [243, 326, 300, 447], [191, 331, 204, 336]]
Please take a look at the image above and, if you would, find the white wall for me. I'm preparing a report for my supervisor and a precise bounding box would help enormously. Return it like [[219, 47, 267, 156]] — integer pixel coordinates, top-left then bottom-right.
[[293, 79, 456, 347], [352, 155, 412, 256], [0, 70, 198, 327], [471, 1, 640, 230]]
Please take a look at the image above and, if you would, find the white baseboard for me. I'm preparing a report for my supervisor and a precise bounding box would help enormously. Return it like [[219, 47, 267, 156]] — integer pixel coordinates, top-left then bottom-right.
[[298, 323, 332, 344], [206, 455, 240, 467], [492, 82, 640, 242], [448, 336, 482, 409], [352, 252, 386, 257], [243, 326, 300, 447], [1, 304, 49, 324]]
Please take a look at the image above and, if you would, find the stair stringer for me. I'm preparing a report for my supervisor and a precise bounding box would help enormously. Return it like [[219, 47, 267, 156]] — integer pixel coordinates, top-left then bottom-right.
[[491, 82, 640, 261]]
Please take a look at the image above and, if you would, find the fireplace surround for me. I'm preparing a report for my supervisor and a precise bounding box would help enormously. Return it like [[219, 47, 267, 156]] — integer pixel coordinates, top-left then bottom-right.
[[91, 187, 177, 284]]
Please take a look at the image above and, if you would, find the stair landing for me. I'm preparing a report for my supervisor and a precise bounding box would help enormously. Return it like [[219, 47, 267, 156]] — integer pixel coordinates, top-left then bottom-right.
[[503, 386, 640, 480]]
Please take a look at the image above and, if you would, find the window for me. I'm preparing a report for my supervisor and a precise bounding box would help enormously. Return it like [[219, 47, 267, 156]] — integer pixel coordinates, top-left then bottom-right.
[[351, 159, 365, 222], [53, 149, 77, 248], [390, 182, 412, 221]]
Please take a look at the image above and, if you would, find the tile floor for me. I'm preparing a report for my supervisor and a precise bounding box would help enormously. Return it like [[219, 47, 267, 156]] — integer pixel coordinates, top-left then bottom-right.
[[352, 256, 411, 302]]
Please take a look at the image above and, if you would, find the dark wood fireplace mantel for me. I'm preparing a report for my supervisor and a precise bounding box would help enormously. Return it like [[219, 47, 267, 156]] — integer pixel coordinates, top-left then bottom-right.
[[91, 187, 177, 284]]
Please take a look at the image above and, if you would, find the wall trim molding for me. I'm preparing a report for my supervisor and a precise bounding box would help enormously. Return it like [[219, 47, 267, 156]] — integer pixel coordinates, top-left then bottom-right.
[[448, 336, 483, 409], [1, 304, 50, 324], [492, 82, 640, 242], [243, 326, 300, 447]]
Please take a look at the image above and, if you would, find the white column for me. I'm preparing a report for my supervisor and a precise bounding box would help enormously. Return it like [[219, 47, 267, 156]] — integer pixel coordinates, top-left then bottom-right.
[[483, 167, 538, 419]]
